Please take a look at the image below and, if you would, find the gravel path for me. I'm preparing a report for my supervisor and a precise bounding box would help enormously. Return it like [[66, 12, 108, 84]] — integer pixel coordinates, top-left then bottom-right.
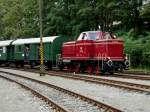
[[0, 77, 53, 112], [0, 68, 150, 112]]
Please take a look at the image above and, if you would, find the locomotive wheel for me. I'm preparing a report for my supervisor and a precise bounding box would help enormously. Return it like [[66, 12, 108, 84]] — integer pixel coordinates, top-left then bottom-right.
[[74, 64, 80, 73], [67, 65, 72, 72], [87, 65, 93, 74], [101, 70, 105, 75], [95, 65, 100, 75], [118, 64, 123, 72], [109, 71, 114, 75]]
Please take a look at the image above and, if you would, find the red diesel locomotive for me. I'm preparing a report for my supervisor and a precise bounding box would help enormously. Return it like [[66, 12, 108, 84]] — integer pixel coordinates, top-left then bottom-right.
[[58, 31, 129, 74]]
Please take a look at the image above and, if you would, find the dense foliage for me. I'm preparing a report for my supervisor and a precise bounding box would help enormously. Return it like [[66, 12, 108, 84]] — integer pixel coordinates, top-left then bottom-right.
[[0, 0, 150, 68]]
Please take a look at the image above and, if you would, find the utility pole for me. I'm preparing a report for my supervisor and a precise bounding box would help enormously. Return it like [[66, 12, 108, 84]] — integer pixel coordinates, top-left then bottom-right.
[[38, 0, 45, 76]]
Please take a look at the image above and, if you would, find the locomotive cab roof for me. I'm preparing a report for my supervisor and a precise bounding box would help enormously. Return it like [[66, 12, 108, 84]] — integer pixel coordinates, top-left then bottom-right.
[[77, 31, 116, 41], [12, 36, 59, 45]]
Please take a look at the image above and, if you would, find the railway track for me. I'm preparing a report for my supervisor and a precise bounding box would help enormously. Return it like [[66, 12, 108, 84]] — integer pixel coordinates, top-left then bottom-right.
[[1, 67, 150, 94], [47, 71, 150, 94], [2, 66, 150, 81], [0, 71, 121, 112], [0, 73, 68, 112], [122, 70, 150, 75], [114, 73, 150, 80]]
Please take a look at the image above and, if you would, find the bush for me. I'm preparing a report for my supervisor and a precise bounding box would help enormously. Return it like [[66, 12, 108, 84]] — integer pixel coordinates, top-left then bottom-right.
[[117, 31, 150, 69]]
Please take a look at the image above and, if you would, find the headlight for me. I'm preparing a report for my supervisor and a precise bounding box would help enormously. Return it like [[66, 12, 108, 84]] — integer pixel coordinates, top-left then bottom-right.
[[106, 59, 113, 67], [22, 54, 24, 57], [125, 56, 128, 60]]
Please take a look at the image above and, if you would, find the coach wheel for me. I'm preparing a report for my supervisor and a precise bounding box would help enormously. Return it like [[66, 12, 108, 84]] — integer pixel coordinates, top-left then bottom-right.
[[21, 62, 24, 68], [59, 65, 64, 71], [15, 62, 19, 68], [47, 64, 52, 70], [5, 63, 9, 67], [47, 62, 52, 70], [30, 61, 36, 68]]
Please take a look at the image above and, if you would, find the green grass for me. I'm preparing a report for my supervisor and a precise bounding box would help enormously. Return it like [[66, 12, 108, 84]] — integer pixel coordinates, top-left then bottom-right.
[[127, 67, 150, 73]]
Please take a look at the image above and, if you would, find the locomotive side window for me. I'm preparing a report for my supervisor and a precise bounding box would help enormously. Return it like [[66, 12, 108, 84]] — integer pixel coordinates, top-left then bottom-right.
[[77, 31, 116, 41], [78, 33, 85, 40], [82, 33, 87, 40]]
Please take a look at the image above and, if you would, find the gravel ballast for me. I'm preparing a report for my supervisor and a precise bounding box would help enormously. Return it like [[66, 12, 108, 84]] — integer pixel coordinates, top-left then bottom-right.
[[0, 77, 53, 112], [0, 68, 150, 112], [0, 73, 103, 112], [84, 74, 150, 86]]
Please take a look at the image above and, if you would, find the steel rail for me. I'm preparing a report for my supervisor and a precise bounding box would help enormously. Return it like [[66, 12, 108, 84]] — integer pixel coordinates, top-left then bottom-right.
[[122, 71, 150, 75], [2, 66, 150, 80], [1, 67, 150, 93], [0, 74, 68, 112], [115, 73, 150, 80], [48, 71, 150, 94], [0, 70, 122, 112]]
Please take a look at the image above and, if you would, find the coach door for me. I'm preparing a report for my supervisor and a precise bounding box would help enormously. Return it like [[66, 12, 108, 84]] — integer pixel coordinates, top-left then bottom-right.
[[7, 46, 15, 61], [24, 44, 30, 62]]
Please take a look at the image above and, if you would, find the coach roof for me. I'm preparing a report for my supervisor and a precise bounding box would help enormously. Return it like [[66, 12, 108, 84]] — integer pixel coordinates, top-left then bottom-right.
[[12, 36, 59, 45], [0, 40, 13, 47]]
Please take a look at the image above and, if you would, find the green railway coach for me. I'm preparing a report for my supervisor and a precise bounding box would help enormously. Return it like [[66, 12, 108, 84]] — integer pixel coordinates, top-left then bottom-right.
[[11, 36, 69, 69], [0, 40, 13, 65]]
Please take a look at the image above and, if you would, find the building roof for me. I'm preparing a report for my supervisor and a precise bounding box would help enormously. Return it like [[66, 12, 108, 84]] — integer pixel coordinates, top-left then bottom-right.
[[12, 36, 59, 45], [0, 40, 13, 47]]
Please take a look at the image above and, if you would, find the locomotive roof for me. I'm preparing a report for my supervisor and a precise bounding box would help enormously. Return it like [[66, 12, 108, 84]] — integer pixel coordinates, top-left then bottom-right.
[[12, 36, 59, 45], [0, 40, 13, 47]]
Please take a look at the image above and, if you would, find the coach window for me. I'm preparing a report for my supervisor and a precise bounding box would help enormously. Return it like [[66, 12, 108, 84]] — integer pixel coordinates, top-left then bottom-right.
[[16, 45, 22, 52], [0, 47, 3, 53], [3, 47, 6, 53]]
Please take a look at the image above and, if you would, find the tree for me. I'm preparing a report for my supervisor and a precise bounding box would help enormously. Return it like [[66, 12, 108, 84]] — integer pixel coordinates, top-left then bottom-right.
[[0, 0, 38, 39], [118, 0, 143, 34], [140, 1, 150, 30]]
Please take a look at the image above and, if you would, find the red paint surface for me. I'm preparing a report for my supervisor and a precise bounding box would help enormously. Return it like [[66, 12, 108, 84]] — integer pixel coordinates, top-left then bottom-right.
[[62, 31, 124, 61]]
